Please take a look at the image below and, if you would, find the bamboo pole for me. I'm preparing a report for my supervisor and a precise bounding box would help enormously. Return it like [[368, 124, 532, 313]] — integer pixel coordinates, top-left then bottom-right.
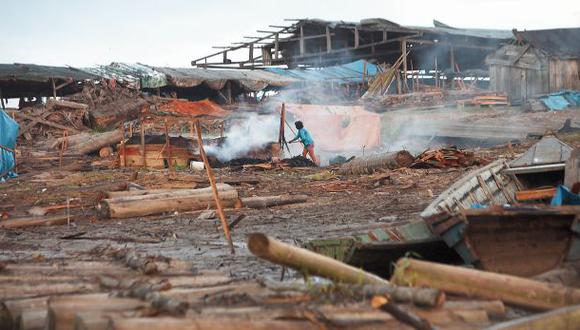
[[248, 233, 389, 285], [391, 258, 580, 311], [194, 120, 235, 255]]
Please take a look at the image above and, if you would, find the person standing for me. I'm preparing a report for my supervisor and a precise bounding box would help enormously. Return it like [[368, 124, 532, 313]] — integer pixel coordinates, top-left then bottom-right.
[[289, 121, 319, 166]]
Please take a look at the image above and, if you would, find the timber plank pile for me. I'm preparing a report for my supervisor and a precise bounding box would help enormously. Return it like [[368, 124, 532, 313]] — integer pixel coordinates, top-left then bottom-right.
[[411, 147, 489, 169]]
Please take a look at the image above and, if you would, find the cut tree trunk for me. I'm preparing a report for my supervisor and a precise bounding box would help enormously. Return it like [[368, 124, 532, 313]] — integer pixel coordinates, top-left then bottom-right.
[[391, 258, 580, 310], [109, 317, 316, 330], [16, 309, 47, 330], [240, 195, 308, 209], [338, 151, 415, 175], [0, 214, 74, 229], [46, 99, 89, 110], [89, 98, 148, 130], [64, 130, 123, 155], [97, 184, 238, 219], [0, 297, 47, 330]]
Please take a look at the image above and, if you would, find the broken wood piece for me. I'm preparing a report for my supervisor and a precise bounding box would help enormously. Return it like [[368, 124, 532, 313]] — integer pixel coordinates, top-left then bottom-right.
[[515, 187, 557, 201], [64, 130, 123, 155], [371, 295, 435, 330], [228, 214, 246, 230], [443, 300, 506, 319], [46, 99, 89, 110], [110, 249, 160, 275], [109, 317, 315, 330], [391, 258, 580, 310], [240, 195, 308, 209], [0, 297, 47, 330], [249, 233, 393, 286], [16, 308, 46, 330], [97, 184, 238, 219], [486, 304, 580, 330]]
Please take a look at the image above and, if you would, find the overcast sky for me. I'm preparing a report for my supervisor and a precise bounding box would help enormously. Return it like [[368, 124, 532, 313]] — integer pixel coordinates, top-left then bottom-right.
[[2, 0, 579, 67]]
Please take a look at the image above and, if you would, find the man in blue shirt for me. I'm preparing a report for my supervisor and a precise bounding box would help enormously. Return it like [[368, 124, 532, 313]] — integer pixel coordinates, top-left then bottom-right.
[[289, 121, 319, 165]]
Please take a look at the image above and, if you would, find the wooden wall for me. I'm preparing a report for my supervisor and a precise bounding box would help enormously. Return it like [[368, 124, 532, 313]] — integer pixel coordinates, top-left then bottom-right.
[[549, 58, 580, 91], [489, 64, 549, 102]]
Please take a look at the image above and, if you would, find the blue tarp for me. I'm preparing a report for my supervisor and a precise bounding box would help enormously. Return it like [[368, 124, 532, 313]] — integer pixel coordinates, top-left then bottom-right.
[[551, 185, 580, 206], [265, 60, 379, 84], [0, 109, 19, 182], [540, 90, 580, 111]]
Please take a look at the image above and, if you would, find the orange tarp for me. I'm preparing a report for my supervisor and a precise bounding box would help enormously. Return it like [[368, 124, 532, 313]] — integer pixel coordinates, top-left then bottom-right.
[[284, 103, 381, 152], [158, 99, 230, 118]]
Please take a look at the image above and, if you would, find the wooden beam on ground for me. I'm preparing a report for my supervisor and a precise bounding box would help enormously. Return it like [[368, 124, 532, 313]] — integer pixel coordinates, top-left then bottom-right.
[[515, 187, 557, 201]]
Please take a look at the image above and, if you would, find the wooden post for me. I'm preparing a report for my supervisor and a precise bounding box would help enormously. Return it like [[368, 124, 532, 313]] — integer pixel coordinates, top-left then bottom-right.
[[59, 130, 68, 168], [326, 26, 332, 53], [383, 30, 387, 42], [164, 120, 173, 171], [194, 120, 235, 255], [249, 43, 254, 67], [140, 117, 146, 168], [401, 39, 408, 93], [0, 87, 4, 110], [274, 33, 279, 59], [450, 46, 456, 89], [120, 124, 126, 168], [51, 78, 57, 99], [354, 27, 360, 49], [299, 25, 305, 55], [222, 51, 228, 64]]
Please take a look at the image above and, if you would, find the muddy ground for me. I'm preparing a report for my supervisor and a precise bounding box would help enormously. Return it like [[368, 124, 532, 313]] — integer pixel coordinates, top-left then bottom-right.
[[2, 107, 580, 282]]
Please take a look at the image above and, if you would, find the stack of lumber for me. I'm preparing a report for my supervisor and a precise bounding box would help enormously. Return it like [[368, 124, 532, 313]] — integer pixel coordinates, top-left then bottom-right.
[[456, 93, 508, 107], [362, 52, 407, 99], [411, 146, 489, 169]]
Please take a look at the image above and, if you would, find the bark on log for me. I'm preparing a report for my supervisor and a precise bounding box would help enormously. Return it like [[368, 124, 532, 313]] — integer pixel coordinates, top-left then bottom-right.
[[16, 309, 46, 330], [240, 195, 308, 209], [338, 151, 415, 175], [443, 300, 506, 319], [534, 263, 580, 287], [486, 304, 580, 330], [391, 258, 580, 310], [105, 188, 199, 199], [64, 130, 124, 155], [97, 184, 238, 219], [248, 233, 391, 285], [47, 294, 147, 330], [0, 282, 98, 300]]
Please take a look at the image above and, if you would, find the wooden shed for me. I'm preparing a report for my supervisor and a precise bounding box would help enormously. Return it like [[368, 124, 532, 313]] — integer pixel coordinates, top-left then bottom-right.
[[485, 28, 580, 102]]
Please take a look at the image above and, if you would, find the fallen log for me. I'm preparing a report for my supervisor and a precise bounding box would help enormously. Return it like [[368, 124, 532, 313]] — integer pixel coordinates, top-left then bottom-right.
[[443, 300, 505, 319], [240, 195, 308, 209], [0, 214, 74, 229], [46, 99, 89, 110], [17, 309, 46, 330], [259, 279, 444, 307], [88, 97, 148, 130], [534, 263, 580, 287], [391, 258, 580, 310], [338, 151, 414, 175], [105, 188, 193, 199], [0, 282, 98, 300], [97, 184, 238, 219], [64, 130, 123, 155], [110, 317, 316, 330], [486, 304, 580, 330]]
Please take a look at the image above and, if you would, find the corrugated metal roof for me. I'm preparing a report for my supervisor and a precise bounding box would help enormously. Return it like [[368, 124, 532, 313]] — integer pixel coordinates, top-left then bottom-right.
[[151, 67, 297, 91], [265, 60, 379, 83], [0, 63, 97, 82], [517, 28, 580, 58], [80, 63, 167, 89], [510, 136, 573, 168]]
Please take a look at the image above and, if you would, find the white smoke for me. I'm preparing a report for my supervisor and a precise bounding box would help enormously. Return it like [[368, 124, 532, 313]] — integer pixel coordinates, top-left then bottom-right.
[[206, 113, 279, 161]]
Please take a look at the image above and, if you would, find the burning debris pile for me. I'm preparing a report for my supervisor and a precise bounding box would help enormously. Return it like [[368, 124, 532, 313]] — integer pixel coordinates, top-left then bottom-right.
[[411, 146, 489, 168]]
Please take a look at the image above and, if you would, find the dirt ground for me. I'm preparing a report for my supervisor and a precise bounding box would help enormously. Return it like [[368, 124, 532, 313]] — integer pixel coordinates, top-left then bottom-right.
[[2, 108, 580, 283]]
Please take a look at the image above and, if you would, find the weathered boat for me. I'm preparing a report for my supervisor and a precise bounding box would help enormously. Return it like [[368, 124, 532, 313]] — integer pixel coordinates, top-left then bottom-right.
[[303, 220, 462, 277]]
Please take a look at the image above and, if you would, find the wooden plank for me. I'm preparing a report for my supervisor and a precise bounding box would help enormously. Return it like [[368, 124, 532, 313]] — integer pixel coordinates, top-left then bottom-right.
[[515, 187, 557, 201], [13, 112, 80, 134]]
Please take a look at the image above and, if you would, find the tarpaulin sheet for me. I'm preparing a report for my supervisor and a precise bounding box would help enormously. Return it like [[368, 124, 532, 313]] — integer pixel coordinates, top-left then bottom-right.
[[0, 109, 19, 181], [157, 99, 230, 118], [284, 104, 381, 152], [540, 90, 580, 111], [551, 185, 580, 206]]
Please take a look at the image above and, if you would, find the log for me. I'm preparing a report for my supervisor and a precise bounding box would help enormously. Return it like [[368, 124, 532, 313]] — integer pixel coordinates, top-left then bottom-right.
[[486, 304, 580, 330], [99, 147, 113, 158], [88, 98, 148, 130], [443, 300, 506, 319], [338, 151, 414, 175], [0, 282, 98, 300], [113, 249, 160, 275], [47, 294, 147, 330], [109, 317, 315, 330], [371, 296, 435, 330], [391, 258, 580, 310], [105, 188, 197, 199], [0, 298, 47, 330], [74, 312, 110, 330], [259, 279, 444, 307], [534, 263, 580, 287], [248, 233, 389, 285], [240, 195, 308, 209], [46, 99, 89, 110], [0, 214, 74, 229], [64, 130, 123, 155], [97, 184, 238, 219]]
